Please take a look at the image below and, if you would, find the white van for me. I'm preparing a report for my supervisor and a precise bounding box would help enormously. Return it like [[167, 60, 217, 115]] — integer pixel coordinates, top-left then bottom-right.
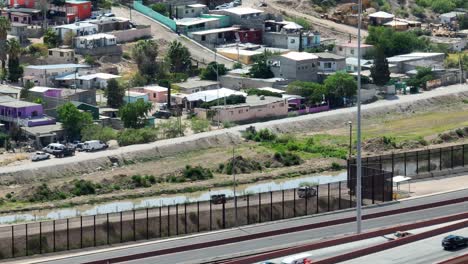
[[82, 140, 108, 152], [281, 253, 312, 264]]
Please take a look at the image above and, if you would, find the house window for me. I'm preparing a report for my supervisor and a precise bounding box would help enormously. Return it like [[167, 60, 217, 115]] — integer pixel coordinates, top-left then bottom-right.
[[18, 111, 21, 117], [230, 111, 234, 115], [339, 47, 343, 51], [324, 62, 332, 69], [49, 51, 53, 56], [290, 39, 295, 44], [192, 9, 194, 13], [246, 109, 249, 112], [153, 93, 157, 98], [218, 33, 223, 38], [60, 52, 64, 57], [201, 35, 206, 41], [279, 103, 284, 107], [13, 17, 18, 22], [185, 10, 189, 14], [32, 111, 38, 117], [351, 49, 355, 55]]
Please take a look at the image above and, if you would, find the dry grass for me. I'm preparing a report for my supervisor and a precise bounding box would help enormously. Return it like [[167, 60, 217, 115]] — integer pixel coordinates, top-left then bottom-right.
[[0, 154, 28, 166]]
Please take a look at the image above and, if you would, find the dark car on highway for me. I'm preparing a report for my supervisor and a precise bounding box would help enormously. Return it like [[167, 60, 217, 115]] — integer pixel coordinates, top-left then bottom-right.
[[153, 110, 172, 119], [442, 235, 467, 250], [211, 194, 226, 204]]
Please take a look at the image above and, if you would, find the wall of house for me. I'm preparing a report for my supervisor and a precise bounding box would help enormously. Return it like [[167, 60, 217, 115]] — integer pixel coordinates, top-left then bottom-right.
[[24, 68, 78, 86], [47, 50, 75, 64], [175, 6, 208, 18], [75, 45, 122, 56], [143, 89, 168, 103], [263, 32, 288, 49], [219, 75, 291, 90], [237, 29, 262, 44], [111, 26, 151, 43], [9, 0, 35, 8], [335, 46, 372, 58], [271, 57, 318, 82], [318, 59, 346, 72], [0, 104, 43, 119], [54, 24, 98, 40], [67, 2, 92, 20]]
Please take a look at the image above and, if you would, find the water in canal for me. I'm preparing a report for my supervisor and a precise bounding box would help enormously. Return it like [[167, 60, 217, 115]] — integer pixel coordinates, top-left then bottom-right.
[[0, 170, 347, 224]]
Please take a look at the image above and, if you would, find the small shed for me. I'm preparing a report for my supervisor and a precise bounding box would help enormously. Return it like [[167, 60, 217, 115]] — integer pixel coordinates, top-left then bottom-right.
[[124, 91, 149, 103], [71, 101, 99, 120]]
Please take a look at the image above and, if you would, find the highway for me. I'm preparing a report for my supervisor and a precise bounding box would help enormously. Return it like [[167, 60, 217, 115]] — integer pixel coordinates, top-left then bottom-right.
[[5, 189, 468, 264], [343, 227, 468, 264]]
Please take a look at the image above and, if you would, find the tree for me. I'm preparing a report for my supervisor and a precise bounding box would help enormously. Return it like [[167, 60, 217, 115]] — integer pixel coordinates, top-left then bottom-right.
[[151, 3, 168, 16], [406, 67, 434, 90], [165, 41, 191, 73], [81, 124, 117, 142], [57, 102, 93, 140], [52, 0, 66, 6], [365, 26, 428, 57], [370, 47, 391, 86], [0, 17, 11, 70], [131, 39, 159, 80], [21, 80, 34, 99], [190, 118, 210, 133], [249, 52, 274, 79], [324, 72, 357, 107], [199, 62, 227, 80], [43, 29, 60, 48], [119, 100, 153, 129], [286, 81, 328, 105], [7, 38, 23, 82], [105, 79, 124, 108], [63, 31, 75, 46], [130, 72, 148, 87]]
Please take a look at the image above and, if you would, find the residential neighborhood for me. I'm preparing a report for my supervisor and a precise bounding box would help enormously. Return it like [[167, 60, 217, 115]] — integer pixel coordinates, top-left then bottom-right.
[[0, 0, 466, 262]]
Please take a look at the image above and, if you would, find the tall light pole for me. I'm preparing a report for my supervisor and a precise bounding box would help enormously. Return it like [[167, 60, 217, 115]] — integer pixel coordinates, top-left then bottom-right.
[[214, 41, 220, 127], [356, 0, 363, 234]]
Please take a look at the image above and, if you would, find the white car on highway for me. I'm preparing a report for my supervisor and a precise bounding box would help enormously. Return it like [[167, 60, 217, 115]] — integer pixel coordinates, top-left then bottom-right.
[[82, 140, 108, 152]]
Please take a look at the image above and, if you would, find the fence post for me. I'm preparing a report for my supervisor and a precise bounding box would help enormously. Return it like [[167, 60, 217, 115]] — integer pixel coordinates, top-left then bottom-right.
[[270, 191, 273, 221], [451, 146, 454, 169], [404, 152, 407, 175], [258, 193, 262, 223], [293, 188, 296, 217], [222, 201, 226, 229], [120, 211, 123, 243], [176, 204, 179, 235], [197, 201, 200, 233], [146, 208, 149, 240], [25, 224, 28, 256], [167, 206, 170, 237], [133, 210, 136, 241], [463, 145, 465, 167], [11, 225, 14, 258], [416, 151, 419, 174], [428, 149, 431, 172], [80, 216, 83, 249], [209, 201, 212, 231], [305, 190, 308, 216], [159, 206, 162, 238], [328, 183, 331, 211], [372, 172, 375, 204], [107, 213, 110, 245], [40, 221, 42, 254], [316, 185, 319, 214], [440, 148, 442, 170], [66, 219, 69, 250], [93, 215, 96, 247], [53, 220, 56, 252], [184, 203, 187, 234], [282, 190, 285, 219], [340, 182, 345, 211], [391, 153, 394, 176], [382, 172, 386, 202], [247, 195, 250, 224]]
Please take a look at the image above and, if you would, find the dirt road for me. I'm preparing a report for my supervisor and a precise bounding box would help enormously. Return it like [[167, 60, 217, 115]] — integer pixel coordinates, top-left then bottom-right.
[[112, 6, 235, 68]]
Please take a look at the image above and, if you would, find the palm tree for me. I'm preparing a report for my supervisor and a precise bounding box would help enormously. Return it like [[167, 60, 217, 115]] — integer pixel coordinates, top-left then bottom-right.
[[7, 38, 23, 82], [0, 17, 11, 70], [8, 38, 22, 59], [165, 40, 191, 73], [131, 39, 159, 79]]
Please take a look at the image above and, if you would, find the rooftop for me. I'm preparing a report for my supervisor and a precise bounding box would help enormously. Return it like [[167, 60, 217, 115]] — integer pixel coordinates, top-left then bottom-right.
[[440, 11, 465, 18], [125, 91, 147, 97], [384, 20, 408, 26], [7, 7, 41, 14], [22, 123, 63, 136], [78, 73, 121, 81], [30, 86, 59, 93], [221, 7, 263, 15], [314, 52, 345, 60], [60, 88, 88, 97], [387, 52, 445, 63], [258, 87, 286, 94], [191, 27, 239, 35], [281, 52, 318, 61], [142, 85, 168, 92], [175, 17, 219, 26], [0, 95, 15, 103], [368, 11, 394, 19], [187, 3, 206, 8], [346, 57, 373, 66], [26, 64, 89, 70], [187, 88, 246, 102], [55, 22, 96, 30], [0, 85, 21, 95], [0, 100, 41, 108], [66, 0, 91, 4], [49, 47, 74, 52], [211, 95, 284, 109], [174, 78, 219, 89], [75, 33, 116, 40], [338, 42, 373, 48]]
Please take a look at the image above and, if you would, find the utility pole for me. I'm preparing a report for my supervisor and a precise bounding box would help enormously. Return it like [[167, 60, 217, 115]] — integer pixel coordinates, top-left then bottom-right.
[[356, 0, 363, 234], [214, 41, 220, 127], [459, 52, 464, 84], [232, 146, 237, 227]]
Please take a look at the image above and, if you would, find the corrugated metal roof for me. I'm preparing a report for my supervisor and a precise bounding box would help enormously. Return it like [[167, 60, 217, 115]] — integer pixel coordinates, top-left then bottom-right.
[[26, 64, 89, 70]]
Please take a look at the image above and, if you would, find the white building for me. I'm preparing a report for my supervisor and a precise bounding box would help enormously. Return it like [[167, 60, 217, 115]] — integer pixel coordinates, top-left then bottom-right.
[[54, 22, 98, 40], [77, 73, 121, 89], [74, 33, 117, 49], [334, 42, 374, 58], [23, 64, 90, 86]]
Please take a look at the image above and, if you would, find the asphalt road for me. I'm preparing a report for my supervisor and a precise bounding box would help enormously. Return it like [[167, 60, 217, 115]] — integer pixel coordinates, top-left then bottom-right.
[[343, 227, 468, 264], [6, 189, 468, 264], [112, 6, 235, 68]]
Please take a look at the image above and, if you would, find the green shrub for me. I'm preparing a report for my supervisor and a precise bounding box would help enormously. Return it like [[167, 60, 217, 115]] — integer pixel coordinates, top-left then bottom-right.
[[183, 165, 213, 181], [131, 174, 155, 188], [84, 55, 96, 65], [331, 162, 342, 170], [232, 62, 243, 69], [190, 118, 211, 133], [81, 124, 117, 142], [29, 184, 67, 202], [222, 121, 235, 128], [299, 181, 318, 187], [273, 152, 302, 166], [117, 128, 158, 146], [71, 180, 97, 196], [244, 128, 277, 142], [122, 52, 131, 60]]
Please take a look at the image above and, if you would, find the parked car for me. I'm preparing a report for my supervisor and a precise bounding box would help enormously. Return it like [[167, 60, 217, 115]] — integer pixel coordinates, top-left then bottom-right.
[[31, 151, 50, 162], [211, 194, 226, 204], [153, 110, 172, 119], [298, 186, 317, 198], [442, 235, 467, 250], [42, 143, 75, 158], [82, 140, 108, 152], [103, 13, 115, 17], [386, 231, 411, 240]]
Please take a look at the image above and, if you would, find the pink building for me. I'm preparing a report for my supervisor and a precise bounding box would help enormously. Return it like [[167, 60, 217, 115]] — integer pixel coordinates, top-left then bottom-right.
[[195, 95, 288, 123], [142, 86, 168, 103]]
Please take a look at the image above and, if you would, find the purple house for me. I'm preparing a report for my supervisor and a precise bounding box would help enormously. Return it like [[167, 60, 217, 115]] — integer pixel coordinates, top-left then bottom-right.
[[30, 86, 62, 98], [0, 100, 55, 127]]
